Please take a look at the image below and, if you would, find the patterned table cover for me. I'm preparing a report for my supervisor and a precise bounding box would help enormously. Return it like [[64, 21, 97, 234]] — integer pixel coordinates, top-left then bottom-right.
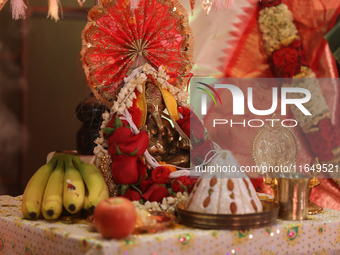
[[1, 196, 340, 255]]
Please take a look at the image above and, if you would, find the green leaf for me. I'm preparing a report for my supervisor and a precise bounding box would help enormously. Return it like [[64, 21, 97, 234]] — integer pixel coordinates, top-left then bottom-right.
[[130, 185, 142, 196], [115, 113, 123, 129], [137, 173, 145, 185], [115, 143, 123, 155], [102, 127, 115, 136], [177, 180, 188, 193], [168, 189, 177, 196], [191, 130, 199, 143], [127, 147, 139, 156], [120, 184, 129, 195], [196, 157, 204, 164]]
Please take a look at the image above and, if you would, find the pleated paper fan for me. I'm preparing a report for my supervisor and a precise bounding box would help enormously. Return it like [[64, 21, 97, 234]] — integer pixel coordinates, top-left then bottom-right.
[[81, 0, 194, 107]]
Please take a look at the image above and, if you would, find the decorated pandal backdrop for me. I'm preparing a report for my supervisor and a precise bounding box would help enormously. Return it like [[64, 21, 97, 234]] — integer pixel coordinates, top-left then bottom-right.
[[1, 0, 340, 254]]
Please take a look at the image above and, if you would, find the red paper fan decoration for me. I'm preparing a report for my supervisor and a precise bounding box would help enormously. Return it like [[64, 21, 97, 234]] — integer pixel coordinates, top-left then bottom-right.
[[81, 0, 194, 107]]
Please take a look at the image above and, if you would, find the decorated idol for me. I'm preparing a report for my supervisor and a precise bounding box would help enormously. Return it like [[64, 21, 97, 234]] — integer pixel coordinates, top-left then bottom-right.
[[80, 0, 217, 202]]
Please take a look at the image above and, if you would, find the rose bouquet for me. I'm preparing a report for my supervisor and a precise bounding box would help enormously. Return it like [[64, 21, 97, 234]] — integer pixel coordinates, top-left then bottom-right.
[[90, 64, 216, 212], [122, 165, 197, 204], [103, 112, 198, 206]]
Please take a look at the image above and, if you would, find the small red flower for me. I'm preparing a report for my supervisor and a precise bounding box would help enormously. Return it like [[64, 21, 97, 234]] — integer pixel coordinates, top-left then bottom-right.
[[271, 47, 300, 78], [177, 106, 205, 141], [140, 179, 153, 193], [142, 184, 169, 203], [121, 188, 141, 201], [171, 176, 197, 193], [151, 166, 171, 184]]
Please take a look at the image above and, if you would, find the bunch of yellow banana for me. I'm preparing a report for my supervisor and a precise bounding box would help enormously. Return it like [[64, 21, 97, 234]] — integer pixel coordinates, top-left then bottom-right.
[[21, 153, 109, 220]]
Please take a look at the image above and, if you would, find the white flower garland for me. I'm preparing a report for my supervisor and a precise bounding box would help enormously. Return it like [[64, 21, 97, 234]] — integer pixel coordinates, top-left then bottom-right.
[[111, 63, 189, 115], [92, 63, 190, 168], [258, 4, 298, 53], [132, 191, 189, 214]]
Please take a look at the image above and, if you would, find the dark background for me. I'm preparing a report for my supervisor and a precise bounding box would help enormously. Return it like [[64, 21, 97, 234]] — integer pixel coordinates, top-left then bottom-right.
[[0, 0, 95, 196]]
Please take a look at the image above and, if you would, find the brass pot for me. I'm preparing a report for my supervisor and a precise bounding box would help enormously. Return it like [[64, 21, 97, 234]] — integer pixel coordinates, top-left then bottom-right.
[[277, 177, 310, 220]]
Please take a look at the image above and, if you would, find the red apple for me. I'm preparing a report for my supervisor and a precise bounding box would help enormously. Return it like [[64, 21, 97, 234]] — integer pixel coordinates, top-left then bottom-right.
[[93, 197, 137, 239]]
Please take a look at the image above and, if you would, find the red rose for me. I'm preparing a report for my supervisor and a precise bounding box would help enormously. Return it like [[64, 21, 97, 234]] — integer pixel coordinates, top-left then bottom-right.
[[140, 179, 153, 193], [270, 39, 310, 78], [259, 0, 282, 10], [108, 127, 149, 156], [289, 40, 308, 66], [142, 184, 169, 203], [250, 178, 263, 192], [271, 47, 300, 78], [171, 176, 197, 193], [108, 127, 149, 184], [191, 139, 215, 165], [121, 188, 141, 201], [137, 159, 147, 182], [110, 155, 136, 184], [177, 106, 205, 141], [151, 166, 171, 184]]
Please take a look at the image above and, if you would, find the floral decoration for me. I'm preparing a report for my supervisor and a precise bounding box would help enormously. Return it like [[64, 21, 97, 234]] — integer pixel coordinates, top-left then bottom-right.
[[258, 0, 340, 167], [270, 40, 308, 78], [171, 176, 197, 193], [91, 65, 200, 207]]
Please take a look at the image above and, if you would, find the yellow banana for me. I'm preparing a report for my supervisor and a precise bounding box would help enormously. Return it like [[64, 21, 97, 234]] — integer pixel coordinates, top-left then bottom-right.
[[72, 155, 109, 212], [41, 156, 65, 220], [63, 154, 85, 214], [22, 153, 59, 220], [79, 186, 91, 217]]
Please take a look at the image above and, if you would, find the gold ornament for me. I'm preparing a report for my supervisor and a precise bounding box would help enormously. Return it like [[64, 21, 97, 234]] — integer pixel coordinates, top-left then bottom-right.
[[251, 114, 297, 179], [99, 155, 116, 197], [308, 157, 323, 215], [141, 81, 190, 169]]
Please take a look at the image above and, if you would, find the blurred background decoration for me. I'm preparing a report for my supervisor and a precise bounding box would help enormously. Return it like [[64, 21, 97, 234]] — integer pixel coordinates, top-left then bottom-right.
[[0, 0, 234, 21], [0, 0, 94, 196], [0, 0, 87, 20]]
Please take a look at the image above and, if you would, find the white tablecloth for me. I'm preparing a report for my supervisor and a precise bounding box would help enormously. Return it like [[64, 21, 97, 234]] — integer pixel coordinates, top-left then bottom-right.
[[0, 195, 339, 255]]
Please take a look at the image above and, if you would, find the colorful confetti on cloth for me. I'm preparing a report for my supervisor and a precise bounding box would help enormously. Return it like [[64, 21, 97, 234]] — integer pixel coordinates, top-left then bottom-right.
[[1, 195, 340, 254]]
